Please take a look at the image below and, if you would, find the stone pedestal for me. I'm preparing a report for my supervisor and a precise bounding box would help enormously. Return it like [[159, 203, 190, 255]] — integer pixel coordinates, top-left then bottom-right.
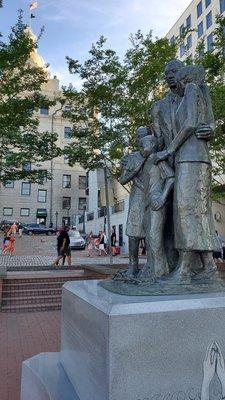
[[21, 280, 225, 400]]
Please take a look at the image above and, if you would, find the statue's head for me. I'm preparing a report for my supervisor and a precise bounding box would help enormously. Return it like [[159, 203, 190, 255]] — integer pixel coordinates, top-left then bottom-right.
[[136, 126, 151, 143], [139, 137, 158, 158], [136, 127, 157, 157], [176, 65, 205, 92], [164, 60, 184, 90]]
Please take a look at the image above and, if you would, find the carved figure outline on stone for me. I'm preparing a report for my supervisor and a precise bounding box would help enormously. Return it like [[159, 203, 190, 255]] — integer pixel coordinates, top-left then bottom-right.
[[201, 341, 225, 400]]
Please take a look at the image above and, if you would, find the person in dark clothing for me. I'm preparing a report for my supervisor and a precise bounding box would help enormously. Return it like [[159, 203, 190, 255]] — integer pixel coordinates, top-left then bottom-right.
[[52, 227, 71, 266]]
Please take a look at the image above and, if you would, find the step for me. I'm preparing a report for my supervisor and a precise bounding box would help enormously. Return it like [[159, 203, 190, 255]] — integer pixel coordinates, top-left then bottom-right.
[[2, 294, 62, 306], [2, 287, 62, 298], [2, 278, 87, 291], [1, 302, 61, 313], [4, 275, 84, 284]]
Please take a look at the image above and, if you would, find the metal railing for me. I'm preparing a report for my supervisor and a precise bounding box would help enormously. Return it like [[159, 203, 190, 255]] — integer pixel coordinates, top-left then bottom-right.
[[111, 200, 125, 214], [87, 212, 94, 221], [98, 206, 106, 218]]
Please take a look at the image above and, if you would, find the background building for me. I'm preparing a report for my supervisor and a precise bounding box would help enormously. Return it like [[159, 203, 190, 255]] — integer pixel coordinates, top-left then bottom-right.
[[0, 32, 88, 228], [166, 0, 225, 59]]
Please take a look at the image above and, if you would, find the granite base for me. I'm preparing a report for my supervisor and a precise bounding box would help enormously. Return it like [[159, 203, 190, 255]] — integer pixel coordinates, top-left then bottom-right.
[[60, 280, 225, 400], [21, 280, 225, 400]]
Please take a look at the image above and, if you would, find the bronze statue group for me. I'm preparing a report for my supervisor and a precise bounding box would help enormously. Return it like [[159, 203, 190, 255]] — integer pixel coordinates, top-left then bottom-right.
[[120, 60, 220, 284]]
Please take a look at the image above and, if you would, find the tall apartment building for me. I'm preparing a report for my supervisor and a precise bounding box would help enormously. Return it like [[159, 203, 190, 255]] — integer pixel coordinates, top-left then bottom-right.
[[82, 0, 225, 250], [0, 30, 88, 228], [166, 0, 225, 58]]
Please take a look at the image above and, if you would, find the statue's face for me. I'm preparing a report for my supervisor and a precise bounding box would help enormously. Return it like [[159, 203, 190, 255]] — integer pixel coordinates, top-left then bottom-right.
[[165, 62, 183, 89], [139, 136, 157, 157]]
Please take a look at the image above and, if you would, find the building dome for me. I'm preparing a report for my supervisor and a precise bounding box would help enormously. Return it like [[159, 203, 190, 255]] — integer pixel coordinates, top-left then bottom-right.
[[24, 27, 50, 77]]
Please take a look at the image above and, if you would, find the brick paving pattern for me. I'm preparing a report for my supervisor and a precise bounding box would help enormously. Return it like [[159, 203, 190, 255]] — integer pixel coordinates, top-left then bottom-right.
[[0, 311, 61, 400], [0, 233, 145, 269]]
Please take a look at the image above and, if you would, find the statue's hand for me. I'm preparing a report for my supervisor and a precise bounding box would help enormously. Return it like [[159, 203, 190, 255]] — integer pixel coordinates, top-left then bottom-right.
[[202, 342, 217, 386], [196, 124, 214, 141], [155, 150, 169, 164], [215, 341, 225, 387], [151, 194, 165, 211]]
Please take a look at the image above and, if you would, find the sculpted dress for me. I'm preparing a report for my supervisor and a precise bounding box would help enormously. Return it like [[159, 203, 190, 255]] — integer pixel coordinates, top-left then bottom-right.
[[119, 152, 146, 239], [169, 82, 218, 251]]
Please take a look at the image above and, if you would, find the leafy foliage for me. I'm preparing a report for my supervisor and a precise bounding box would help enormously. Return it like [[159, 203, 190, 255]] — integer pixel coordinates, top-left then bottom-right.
[[193, 15, 225, 195], [63, 32, 177, 173], [0, 10, 60, 183], [64, 14, 225, 196]]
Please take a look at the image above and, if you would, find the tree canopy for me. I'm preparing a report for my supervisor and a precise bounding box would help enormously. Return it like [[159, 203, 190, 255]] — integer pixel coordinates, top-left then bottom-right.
[[0, 11, 59, 183], [63, 32, 177, 174], [193, 15, 225, 194], [64, 14, 225, 192]]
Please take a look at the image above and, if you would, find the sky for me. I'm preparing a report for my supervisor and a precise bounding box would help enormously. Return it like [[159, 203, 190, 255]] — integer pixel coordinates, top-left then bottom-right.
[[1, 0, 191, 87]]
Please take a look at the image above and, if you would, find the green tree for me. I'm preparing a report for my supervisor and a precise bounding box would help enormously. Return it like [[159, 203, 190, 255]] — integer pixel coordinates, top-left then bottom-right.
[[63, 32, 177, 175], [0, 11, 60, 184], [193, 15, 225, 195]]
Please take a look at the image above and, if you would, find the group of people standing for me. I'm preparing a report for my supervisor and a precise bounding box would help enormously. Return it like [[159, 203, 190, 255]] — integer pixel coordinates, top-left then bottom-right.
[[86, 228, 120, 257]]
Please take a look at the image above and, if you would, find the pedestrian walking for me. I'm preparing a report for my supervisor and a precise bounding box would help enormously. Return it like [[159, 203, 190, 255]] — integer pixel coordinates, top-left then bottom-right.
[[52, 226, 71, 267], [3, 227, 16, 255], [11, 222, 17, 237], [111, 227, 116, 256], [18, 223, 23, 238], [86, 231, 94, 257], [98, 231, 108, 256]]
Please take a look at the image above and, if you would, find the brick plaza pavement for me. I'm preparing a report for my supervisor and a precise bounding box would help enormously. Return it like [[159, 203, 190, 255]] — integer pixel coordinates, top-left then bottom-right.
[[0, 311, 61, 400], [0, 233, 146, 268]]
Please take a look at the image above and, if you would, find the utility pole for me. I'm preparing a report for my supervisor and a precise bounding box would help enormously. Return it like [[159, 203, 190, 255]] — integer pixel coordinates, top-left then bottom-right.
[[83, 205, 86, 234], [103, 165, 113, 264]]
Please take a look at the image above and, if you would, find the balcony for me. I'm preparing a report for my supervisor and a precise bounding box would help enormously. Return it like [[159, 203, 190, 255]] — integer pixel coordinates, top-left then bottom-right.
[[111, 200, 125, 214]]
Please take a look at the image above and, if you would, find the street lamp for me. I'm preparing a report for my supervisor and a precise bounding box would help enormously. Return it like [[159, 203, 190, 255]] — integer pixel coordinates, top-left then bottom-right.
[[49, 99, 65, 226]]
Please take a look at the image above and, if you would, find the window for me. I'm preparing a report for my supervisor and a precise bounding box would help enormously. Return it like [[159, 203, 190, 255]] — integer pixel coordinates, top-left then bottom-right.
[[197, 1, 203, 18], [186, 15, 191, 28], [62, 174, 71, 188], [40, 107, 49, 115], [4, 180, 14, 188], [207, 33, 213, 51], [23, 162, 31, 171], [205, 0, 211, 7], [20, 208, 30, 217], [62, 197, 71, 209], [179, 24, 185, 36], [3, 207, 13, 216], [180, 43, 185, 57], [27, 108, 34, 115], [220, 0, 225, 13], [187, 34, 192, 49], [64, 154, 69, 164], [38, 189, 47, 203], [64, 127, 72, 139], [21, 182, 31, 195], [79, 176, 86, 190], [37, 172, 47, 185], [198, 21, 204, 38], [62, 217, 70, 226], [170, 36, 175, 45], [206, 11, 212, 29], [78, 197, 86, 210]]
